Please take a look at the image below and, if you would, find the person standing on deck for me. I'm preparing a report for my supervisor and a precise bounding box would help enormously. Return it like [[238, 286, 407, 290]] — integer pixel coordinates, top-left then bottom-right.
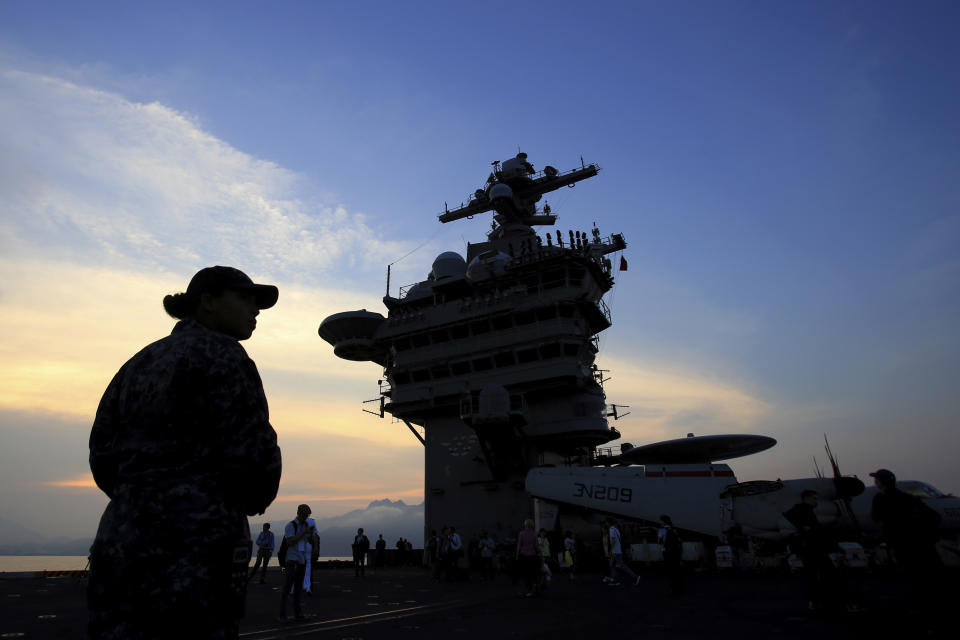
[[250, 524, 275, 584], [657, 515, 685, 596], [516, 519, 540, 597], [375, 534, 387, 568], [301, 516, 317, 594], [88, 266, 282, 640], [603, 518, 640, 586], [479, 531, 496, 580], [446, 526, 463, 581], [563, 531, 577, 579], [352, 528, 370, 577], [280, 505, 315, 621]]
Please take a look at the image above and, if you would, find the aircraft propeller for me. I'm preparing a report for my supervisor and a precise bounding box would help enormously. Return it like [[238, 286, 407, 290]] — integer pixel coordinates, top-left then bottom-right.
[[824, 434, 864, 533]]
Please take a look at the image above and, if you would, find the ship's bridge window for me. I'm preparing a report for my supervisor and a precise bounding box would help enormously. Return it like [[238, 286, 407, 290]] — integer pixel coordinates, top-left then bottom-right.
[[494, 351, 516, 367], [411, 333, 430, 347], [514, 310, 536, 325], [412, 369, 431, 382], [517, 348, 539, 364], [558, 303, 576, 318], [542, 269, 565, 289], [471, 319, 491, 335], [492, 314, 513, 330], [451, 361, 471, 376], [563, 343, 580, 357], [521, 275, 539, 294], [472, 356, 493, 372], [394, 337, 412, 352], [393, 371, 411, 385], [430, 364, 451, 379], [450, 324, 469, 340], [539, 343, 562, 359], [430, 329, 450, 343], [536, 305, 557, 321], [569, 267, 586, 286]]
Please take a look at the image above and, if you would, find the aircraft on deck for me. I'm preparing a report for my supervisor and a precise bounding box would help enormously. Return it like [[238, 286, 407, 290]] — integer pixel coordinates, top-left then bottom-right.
[[525, 434, 960, 550]]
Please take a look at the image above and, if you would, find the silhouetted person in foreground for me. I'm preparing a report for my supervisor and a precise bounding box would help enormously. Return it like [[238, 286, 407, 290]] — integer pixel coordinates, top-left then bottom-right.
[[870, 469, 941, 575], [870, 468, 950, 633], [88, 266, 282, 639]]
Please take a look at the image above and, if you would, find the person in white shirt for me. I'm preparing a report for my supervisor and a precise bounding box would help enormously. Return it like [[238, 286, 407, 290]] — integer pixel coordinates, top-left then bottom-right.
[[279, 504, 314, 621], [446, 526, 463, 581], [302, 517, 316, 594], [602, 518, 640, 586]]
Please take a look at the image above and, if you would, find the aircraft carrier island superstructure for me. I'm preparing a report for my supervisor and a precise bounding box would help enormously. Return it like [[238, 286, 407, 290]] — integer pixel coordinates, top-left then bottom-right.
[[319, 152, 627, 539]]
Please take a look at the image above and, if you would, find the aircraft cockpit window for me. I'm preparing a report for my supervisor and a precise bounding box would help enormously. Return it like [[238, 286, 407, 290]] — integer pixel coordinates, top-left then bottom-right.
[[899, 481, 945, 499]]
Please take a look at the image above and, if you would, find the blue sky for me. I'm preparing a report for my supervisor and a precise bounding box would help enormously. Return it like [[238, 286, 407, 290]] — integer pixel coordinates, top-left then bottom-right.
[[1, 0, 958, 539]]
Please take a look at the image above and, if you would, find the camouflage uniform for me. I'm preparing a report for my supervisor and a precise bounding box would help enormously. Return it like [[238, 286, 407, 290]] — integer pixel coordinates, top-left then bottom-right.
[[88, 319, 282, 639]]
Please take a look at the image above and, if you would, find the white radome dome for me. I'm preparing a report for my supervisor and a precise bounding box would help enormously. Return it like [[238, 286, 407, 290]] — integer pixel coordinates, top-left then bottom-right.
[[466, 251, 510, 282], [431, 251, 466, 281]]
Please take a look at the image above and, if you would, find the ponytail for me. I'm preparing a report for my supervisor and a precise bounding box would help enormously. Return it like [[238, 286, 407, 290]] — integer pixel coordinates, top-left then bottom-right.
[[162, 292, 198, 319]]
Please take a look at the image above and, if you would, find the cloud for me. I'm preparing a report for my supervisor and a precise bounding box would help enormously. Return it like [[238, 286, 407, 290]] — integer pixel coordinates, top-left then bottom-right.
[[0, 67, 409, 427], [601, 356, 769, 443], [43, 474, 97, 488], [0, 68, 406, 285], [0, 66, 427, 538]]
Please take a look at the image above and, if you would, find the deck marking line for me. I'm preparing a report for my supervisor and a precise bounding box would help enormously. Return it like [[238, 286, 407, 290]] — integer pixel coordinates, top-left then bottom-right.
[[240, 600, 464, 638]]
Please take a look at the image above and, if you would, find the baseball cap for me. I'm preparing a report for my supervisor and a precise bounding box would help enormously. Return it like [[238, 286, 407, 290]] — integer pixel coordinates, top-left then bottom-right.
[[869, 469, 896, 484], [186, 266, 278, 309]]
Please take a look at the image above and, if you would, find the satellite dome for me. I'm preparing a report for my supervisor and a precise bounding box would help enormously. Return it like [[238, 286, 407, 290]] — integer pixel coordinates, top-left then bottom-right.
[[431, 252, 466, 281], [476, 384, 510, 423], [487, 183, 513, 201], [404, 281, 433, 301], [466, 251, 510, 282]]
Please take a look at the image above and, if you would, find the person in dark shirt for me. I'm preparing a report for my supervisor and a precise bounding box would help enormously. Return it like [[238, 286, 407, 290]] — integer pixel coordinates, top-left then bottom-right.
[[88, 266, 282, 639], [871, 468, 948, 632], [870, 468, 941, 573], [784, 490, 834, 611], [352, 528, 370, 577], [375, 534, 387, 568], [658, 515, 684, 595], [250, 523, 275, 584]]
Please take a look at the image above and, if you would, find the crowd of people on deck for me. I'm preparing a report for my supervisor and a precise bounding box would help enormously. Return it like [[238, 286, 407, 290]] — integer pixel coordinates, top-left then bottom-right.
[[261, 470, 947, 626]]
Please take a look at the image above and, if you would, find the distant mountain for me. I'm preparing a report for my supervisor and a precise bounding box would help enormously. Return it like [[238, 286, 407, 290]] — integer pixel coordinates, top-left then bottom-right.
[[0, 517, 43, 543], [251, 499, 425, 557], [0, 500, 424, 558], [0, 517, 93, 555]]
